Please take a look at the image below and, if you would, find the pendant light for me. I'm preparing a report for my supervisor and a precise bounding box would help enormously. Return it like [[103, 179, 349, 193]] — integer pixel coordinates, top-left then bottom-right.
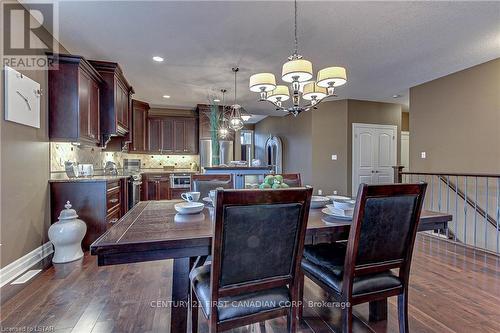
[[217, 89, 230, 139], [228, 67, 244, 131]]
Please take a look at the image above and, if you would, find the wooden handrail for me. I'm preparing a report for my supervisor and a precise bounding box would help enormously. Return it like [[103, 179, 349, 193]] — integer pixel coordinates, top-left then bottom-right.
[[400, 171, 500, 178]]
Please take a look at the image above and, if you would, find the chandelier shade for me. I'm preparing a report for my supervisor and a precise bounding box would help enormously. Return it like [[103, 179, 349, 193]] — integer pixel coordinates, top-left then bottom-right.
[[267, 85, 290, 103], [249, 73, 276, 92], [282, 59, 313, 83], [302, 82, 327, 101], [317, 67, 347, 88]]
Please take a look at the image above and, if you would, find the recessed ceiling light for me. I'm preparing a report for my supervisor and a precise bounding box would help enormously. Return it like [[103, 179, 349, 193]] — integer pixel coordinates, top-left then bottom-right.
[[213, 99, 221, 102], [153, 56, 164, 62], [163, 95, 170, 99], [392, 94, 402, 98]]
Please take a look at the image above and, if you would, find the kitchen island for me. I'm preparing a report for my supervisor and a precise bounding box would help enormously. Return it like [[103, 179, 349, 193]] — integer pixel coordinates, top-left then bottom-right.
[[203, 165, 272, 189]]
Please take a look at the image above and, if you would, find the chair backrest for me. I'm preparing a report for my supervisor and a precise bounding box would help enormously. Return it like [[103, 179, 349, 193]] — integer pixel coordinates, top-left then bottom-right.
[[191, 174, 233, 199], [343, 183, 427, 293], [211, 188, 312, 299], [281, 173, 302, 187]]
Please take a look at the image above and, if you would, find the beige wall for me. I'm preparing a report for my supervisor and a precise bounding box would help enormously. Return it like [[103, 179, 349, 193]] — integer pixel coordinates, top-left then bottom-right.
[[311, 100, 349, 194], [402, 112, 409, 132], [254, 112, 313, 185], [1, 11, 69, 267], [410, 58, 500, 173], [254, 100, 402, 195]]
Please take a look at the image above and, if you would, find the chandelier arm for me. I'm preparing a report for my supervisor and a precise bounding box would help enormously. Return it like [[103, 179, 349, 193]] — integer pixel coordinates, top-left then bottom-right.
[[262, 98, 286, 112]]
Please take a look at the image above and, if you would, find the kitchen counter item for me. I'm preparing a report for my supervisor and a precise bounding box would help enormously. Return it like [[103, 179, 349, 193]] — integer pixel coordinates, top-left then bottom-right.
[[64, 161, 79, 178], [48, 201, 87, 263], [104, 161, 118, 176]]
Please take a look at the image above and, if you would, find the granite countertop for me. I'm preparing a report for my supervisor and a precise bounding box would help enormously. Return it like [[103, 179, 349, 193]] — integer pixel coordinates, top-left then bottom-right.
[[204, 166, 272, 170], [49, 169, 200, 183]]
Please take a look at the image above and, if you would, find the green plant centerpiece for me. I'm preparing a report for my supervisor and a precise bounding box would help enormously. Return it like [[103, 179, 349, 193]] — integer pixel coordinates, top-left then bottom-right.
[[259, 175, 289, 189]]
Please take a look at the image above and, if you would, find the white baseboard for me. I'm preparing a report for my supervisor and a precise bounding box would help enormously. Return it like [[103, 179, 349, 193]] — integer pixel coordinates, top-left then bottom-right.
[[0, 242, 53, 288]]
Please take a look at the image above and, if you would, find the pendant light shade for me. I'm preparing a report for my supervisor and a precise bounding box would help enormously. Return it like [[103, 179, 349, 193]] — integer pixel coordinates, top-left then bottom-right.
[[249, 73, 276, 92], [267, 85, 290, 103], [282, 59, 313, 83], [302, 82, 327, 100], [229, 104, 244, 131], [317, 67, 347, 88]]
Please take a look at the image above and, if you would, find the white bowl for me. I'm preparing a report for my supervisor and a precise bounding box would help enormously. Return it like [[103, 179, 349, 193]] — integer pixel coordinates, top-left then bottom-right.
[[174, 213, 205, 223], [174, 202, 205, 215], [310, 196, 330, 209], [326, 195, 351, 202], [333, 199, 356, 210]]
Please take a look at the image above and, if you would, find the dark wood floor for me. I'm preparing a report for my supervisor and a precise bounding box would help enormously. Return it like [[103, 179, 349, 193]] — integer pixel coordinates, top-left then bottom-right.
[[1, 234, 499, 333]]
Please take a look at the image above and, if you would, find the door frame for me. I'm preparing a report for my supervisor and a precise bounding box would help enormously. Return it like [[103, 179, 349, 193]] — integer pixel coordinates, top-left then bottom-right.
[[352, 123, 398, 196], [401, 131, 410, 170]]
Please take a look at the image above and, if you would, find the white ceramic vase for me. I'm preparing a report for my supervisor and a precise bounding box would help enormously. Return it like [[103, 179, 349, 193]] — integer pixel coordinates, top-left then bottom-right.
[[48, 201, 87, 263]]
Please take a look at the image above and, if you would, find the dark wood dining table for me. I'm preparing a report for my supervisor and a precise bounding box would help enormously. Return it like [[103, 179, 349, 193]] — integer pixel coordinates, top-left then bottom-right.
[[91, 200, 452, 332]]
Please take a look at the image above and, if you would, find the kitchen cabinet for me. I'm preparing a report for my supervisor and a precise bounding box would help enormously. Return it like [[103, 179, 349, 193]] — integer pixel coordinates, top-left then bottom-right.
[[196, 104, 234, 141], [88, 60, 134, 145], [130, 100, 149, 152], [143, 174, 170, 200], [48, 54, 103, 145], [50, 178, 127, 249], [147, 116, 198, 154]]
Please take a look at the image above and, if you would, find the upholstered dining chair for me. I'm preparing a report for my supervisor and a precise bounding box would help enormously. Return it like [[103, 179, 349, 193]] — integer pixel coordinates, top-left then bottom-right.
[[281, 173, 302, 187], [190, 187, 313, 333], [300, 183, 427, 333], [191, 174, 233, 199]]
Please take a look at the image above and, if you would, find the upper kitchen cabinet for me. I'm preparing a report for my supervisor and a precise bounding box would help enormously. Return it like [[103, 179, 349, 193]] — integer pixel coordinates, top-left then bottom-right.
[[48, 54, 103, 145], [88, 60, 134, 145], [147, 116, 198, 154], [130, 99, 149, 152]]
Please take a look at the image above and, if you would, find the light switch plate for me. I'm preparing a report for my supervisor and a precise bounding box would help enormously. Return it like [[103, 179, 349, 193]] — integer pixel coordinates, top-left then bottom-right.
[[331, 154, 338, 160], [421, 152, 426, 159]]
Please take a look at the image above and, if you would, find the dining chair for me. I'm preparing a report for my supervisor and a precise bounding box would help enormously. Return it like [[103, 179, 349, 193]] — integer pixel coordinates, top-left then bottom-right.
[[300, 183, 427, 333], [190, 187, 313, 333], [281, 173, 302, 187], [191, 174, 233, 199]]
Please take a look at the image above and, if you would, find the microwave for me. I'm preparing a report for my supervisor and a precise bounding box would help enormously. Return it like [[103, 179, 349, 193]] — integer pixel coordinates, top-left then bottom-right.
[[170, 174, 191, 188]]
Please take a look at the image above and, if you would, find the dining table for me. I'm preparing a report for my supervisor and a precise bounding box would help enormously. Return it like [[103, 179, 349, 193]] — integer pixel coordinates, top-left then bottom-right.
[[91, 200, 452, 332]]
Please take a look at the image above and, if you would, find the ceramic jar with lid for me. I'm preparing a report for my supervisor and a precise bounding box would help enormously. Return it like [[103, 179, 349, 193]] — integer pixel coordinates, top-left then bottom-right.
[[48, 201, 87, 263]]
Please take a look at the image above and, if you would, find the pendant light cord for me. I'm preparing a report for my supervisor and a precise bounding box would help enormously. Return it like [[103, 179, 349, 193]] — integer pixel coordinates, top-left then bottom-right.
[[294, 0, 298, 56]]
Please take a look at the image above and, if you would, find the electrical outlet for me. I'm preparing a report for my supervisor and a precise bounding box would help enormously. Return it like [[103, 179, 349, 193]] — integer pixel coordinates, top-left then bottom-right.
[[333, 190, 338, 195], [331, 154, 338, 160], [421, 152, 426, 159]]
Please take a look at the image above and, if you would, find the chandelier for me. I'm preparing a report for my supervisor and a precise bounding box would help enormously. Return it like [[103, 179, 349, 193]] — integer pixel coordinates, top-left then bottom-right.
[[248, 0, 347, 116], [228, 67, 244, 131]]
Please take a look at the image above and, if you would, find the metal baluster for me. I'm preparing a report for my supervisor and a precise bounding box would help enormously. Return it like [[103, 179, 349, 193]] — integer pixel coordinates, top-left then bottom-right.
[[474, 177, 478, 248], [496, 178, 499, 253], [446, 176, 450, 239], [431, 175, 434, 211], [464, 176, 467, 245], [485, 178, 489, 249], [455, 176, 459, 242]]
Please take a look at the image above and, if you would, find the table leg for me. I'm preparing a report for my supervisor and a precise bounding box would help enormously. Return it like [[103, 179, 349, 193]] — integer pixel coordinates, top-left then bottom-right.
[[369, 299, 388, 321], [171, 257, 191, 333]]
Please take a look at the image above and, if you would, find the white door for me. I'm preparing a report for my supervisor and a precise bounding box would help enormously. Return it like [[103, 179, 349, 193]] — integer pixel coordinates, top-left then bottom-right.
[[352, 123, 397, 196], [401, 131, 410, 170]]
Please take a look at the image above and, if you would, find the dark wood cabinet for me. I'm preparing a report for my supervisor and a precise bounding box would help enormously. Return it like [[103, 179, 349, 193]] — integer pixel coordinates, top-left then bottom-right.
[[142, 174, 170, 200], [130, 100, 149, 152], [50, 178, 126, 249], [169, 188, 185, 200], [88, 60, 134, 145], [196, 104, 234, 141], [147, 116, 198, 154], [48, 54, 103, 145]]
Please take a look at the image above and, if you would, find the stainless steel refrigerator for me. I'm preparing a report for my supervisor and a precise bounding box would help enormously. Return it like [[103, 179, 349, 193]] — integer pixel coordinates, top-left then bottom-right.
[[200, 140, 234, 169]]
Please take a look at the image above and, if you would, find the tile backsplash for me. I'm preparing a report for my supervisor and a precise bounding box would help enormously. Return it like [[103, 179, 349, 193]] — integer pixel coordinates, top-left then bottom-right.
[[50, 142, 200, 173]]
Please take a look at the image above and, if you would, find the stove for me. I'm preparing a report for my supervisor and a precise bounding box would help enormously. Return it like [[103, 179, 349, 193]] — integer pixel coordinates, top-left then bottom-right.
[[124, 159, 142, 208]]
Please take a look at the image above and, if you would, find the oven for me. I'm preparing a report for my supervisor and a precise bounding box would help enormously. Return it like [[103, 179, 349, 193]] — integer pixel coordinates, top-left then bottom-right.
[[170, 174, 191, 189]]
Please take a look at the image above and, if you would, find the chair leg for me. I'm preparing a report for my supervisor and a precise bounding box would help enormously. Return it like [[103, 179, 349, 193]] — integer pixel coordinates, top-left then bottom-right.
[[341, 306, 352, 333], [286, 310, 297, 333], [190, 287, 198, 333], [398, 289, 409, 333], [297, 270, 304, 320]]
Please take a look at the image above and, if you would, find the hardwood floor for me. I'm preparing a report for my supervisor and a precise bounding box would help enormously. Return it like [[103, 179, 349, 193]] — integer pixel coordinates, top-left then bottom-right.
[[1, 234, 499, 333]]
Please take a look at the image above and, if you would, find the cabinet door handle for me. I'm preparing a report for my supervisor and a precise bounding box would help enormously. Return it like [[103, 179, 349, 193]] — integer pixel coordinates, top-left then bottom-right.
[[109, 198, 119, 203], [109, 218, 118, 224]]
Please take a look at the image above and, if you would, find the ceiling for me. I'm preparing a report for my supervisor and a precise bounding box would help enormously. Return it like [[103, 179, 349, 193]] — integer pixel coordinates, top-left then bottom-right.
[[44, 1, 500, 115]]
